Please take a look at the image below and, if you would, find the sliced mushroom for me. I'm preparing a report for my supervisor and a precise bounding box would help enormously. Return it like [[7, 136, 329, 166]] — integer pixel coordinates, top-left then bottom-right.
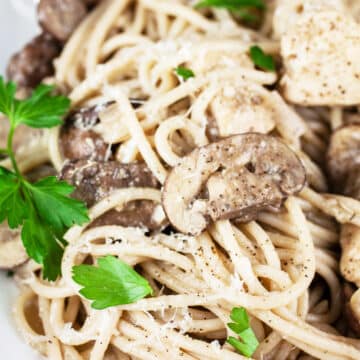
[[60, 159, 159, 207], [6, 32, 61, 88], [0, 223, 28, 269], [37, 0, 88, 42], [280, 10, 360, 105], [60, 160, 164, 230], [327, 124, 360, 193], [162, 133, 306, 235], [90, 201, 167, 231], [60, 105, 110, 161]]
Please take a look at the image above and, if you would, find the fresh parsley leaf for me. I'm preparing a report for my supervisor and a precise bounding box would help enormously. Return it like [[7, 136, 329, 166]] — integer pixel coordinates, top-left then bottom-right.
[[227, 307, 259, 357], [195, 0, 265, 11], [21, 208, 66, 281], [175, 67, 195, 81], [13, 84, 70, 128], [0, 76, 70, 128], [0, 76, 88, 281], [0, 78, 16, 116], [73, 256, 153, 310], [26, 177, 89, 234], [249, 45, 275, 72], [0, 167, 28, 228], [230, 306, 250, 329]]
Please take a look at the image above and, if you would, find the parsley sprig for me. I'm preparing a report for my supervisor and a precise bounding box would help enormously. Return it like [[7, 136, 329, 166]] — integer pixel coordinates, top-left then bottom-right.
[[195, 0, 265, 11], [249, 45, 276, 72], [0, 76, 89, 280], [227, 307, 259, 357], [174, 67, 195, 81], [195, 0, 265, 23], [73, 256, 153, 309]]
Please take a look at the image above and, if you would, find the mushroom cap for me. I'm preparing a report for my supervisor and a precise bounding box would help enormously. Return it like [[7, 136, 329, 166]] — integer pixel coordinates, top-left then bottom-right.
[[60, 160, 159, 207], [162, 133, 306, 236], [327, 124, 360, 196]]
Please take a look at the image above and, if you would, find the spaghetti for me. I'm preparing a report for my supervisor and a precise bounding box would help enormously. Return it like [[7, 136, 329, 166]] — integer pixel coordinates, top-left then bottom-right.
[[4, 0, 360, 359]]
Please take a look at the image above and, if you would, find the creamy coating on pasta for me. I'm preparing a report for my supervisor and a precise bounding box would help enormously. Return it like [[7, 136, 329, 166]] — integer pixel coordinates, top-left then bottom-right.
[[2, 0, 360, 359]]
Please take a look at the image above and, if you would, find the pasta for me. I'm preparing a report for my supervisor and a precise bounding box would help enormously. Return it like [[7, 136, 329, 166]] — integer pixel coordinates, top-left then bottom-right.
[[2, 0, 360, 359]]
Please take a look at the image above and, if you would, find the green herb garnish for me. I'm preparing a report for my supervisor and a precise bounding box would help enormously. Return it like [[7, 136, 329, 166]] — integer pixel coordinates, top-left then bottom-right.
[[227, 307, 259, 357], [175, 67, 195, 81], [72, 256, 153, 310], [0, 76, 89, 280], [195, 0, 265, 10], [249, 45, 276, 72]]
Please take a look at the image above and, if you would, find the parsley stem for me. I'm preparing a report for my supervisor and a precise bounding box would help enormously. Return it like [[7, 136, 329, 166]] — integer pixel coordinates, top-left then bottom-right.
[[7, 124, 22, 178], [0, 148, 9, 155]]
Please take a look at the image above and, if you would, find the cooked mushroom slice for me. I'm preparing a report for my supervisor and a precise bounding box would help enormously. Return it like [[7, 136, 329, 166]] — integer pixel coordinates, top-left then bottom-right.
[[280, 10, 360, 105], [90, 201, 167, 231], [0, 223, 28, 269], [37, 0, 87, 42], [60, 160, 163, 230], [6, 32, 61, 88], [162, 133, 306, 236], [60, 105, 110, 161], [60, 159, 159, 207], [327, 124, 360, 193]]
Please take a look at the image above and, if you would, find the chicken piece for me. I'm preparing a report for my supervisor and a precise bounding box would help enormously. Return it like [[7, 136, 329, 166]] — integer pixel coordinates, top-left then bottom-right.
[[273, 0, 345, 38], [280, 10, 360, 105], [209, 82, 276, 137], [208, 83, 307, 148]]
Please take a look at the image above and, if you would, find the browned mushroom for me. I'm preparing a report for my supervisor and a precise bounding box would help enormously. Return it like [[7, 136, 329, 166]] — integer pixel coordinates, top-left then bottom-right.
[[327, 124, 360, 195], [90, 201, 166, 231], [0, 223, 28, 270], [37, 0, 88, 42], [162, 133, 306, 236], [60, 160, 165, 230], [60, 106, 110, 161], [6, 32, 61, 88]]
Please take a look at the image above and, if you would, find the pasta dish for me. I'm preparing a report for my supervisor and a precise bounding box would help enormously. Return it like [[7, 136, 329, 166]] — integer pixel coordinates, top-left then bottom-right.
[[1, 0, 360, 359]]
